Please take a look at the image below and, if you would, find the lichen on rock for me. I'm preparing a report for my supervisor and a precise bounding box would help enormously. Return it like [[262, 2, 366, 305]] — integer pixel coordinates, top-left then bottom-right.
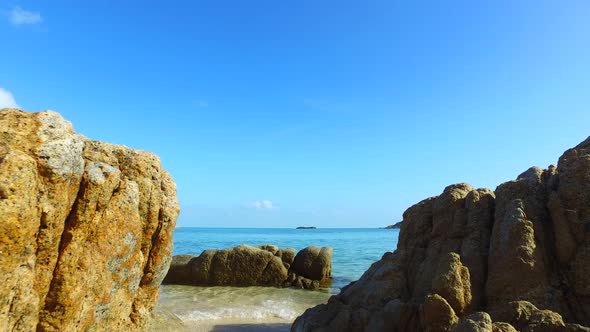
[[0, 109, 180, 331]]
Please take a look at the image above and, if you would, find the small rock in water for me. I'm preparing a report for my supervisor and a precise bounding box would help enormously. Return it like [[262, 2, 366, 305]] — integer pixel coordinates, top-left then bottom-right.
[[163, 244, 332, 290]]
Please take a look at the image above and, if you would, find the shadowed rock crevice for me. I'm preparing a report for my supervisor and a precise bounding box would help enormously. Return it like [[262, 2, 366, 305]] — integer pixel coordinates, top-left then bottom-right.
[[0, 109, 180, 332], [292, 136, 590, 332]]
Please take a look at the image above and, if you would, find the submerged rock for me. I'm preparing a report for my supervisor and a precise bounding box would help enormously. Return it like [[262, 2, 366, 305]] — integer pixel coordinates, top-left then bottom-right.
[[163, 245, 332, 290], [292, 136, 590, 331], [0, 109, 180, 331]]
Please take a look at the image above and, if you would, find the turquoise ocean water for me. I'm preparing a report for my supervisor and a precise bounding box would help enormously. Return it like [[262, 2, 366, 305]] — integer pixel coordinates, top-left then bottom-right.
[[156, 228, 399, 331], [172, 227, 399, 290]]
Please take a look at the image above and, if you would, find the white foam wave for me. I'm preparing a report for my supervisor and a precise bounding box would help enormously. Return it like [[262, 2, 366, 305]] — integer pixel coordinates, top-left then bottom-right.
[[177, 301, 298, 321], [158, 285, 330, 323]]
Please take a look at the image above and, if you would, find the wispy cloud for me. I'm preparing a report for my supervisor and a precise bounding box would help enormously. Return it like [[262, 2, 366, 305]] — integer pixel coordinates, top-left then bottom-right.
[[0, 88, 18, 108], [9, 7, 42, 26], [250, 200, 278, 210]]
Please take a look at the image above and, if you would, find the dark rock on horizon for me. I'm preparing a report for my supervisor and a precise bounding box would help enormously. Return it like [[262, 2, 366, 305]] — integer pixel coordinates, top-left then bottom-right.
[[0, 109, 180, 331], [296, 226, 317, 229], [163, 244, 332, 290], [383, 221, 403, 229], [292, 136, 590, 331]]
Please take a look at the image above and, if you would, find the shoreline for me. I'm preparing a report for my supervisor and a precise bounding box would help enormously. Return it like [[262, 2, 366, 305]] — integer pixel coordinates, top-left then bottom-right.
[[179, 319, 292, 332], [152, 310, 292, 332], [154, 285, 330, 332]]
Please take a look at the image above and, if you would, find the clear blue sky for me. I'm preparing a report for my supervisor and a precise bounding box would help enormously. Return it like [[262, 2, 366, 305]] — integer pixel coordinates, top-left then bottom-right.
[[1, 1, 589, 227]]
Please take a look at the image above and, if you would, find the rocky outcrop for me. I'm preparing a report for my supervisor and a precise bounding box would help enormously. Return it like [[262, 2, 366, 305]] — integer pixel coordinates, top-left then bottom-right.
[[163, 245, 332, 290], [292, 137, 590, 331], [291, 246, 333, 287], [0, 109, 180, 331], [383, 221, 403, 229]]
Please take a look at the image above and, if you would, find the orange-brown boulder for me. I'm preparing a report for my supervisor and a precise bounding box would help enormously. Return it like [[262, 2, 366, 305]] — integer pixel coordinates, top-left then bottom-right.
[[292, 136, 590, 332], [0, 109, 180, 331]]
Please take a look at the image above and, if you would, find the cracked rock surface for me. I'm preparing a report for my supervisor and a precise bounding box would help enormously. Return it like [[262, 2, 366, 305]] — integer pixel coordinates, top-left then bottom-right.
[[292, 137, 590, 332], [0, 109, 180, 331]]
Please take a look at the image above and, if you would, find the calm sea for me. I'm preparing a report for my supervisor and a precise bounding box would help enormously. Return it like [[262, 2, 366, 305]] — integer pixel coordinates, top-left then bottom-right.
[[155, 228, 399, 331], [172, 227, 399, 289]]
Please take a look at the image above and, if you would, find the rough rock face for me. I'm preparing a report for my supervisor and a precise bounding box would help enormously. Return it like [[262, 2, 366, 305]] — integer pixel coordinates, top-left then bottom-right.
[[163, 245, 332, 290], [291, 246, 333, 287], [292, 137, 590, 331], [0, 109, 180, 331]]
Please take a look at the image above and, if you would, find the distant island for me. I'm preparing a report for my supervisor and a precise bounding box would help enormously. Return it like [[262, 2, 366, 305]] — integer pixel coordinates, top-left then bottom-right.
[[382, 221, 403, 229], [296, 226, 317, 229]]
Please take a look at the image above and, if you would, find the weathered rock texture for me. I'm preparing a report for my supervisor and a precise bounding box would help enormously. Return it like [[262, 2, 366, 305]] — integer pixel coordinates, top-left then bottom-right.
[[291, 246, 333, 287], [0, 109, 180, 331], [292, 137, 590, 331], [163, 245, 332, 290]]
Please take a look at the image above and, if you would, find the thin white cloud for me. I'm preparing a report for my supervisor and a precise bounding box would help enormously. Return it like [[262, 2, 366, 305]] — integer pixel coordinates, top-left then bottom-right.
[[0, 88, 18, 108], [9, 7, 42, 26], [251, 200, 278, 210], [198, 100, 208, 108]]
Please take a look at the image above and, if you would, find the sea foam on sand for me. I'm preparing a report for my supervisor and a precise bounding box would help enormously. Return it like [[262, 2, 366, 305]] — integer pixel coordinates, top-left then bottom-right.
[[152, 285, 330, 332]]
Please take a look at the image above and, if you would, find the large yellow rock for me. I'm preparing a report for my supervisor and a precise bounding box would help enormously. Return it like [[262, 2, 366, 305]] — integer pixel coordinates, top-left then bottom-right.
[[0, 109, 180, 331]]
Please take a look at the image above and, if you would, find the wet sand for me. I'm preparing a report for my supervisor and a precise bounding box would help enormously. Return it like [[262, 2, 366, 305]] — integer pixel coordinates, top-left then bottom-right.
[[209, 323, 291, 332], [184, 320, 291, 332], [151, 313, 293, 332], [151, 285, 329, 332]]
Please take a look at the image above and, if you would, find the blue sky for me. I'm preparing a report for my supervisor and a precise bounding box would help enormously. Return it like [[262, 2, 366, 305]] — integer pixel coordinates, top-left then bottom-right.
[[1, 1, 589, 227]]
